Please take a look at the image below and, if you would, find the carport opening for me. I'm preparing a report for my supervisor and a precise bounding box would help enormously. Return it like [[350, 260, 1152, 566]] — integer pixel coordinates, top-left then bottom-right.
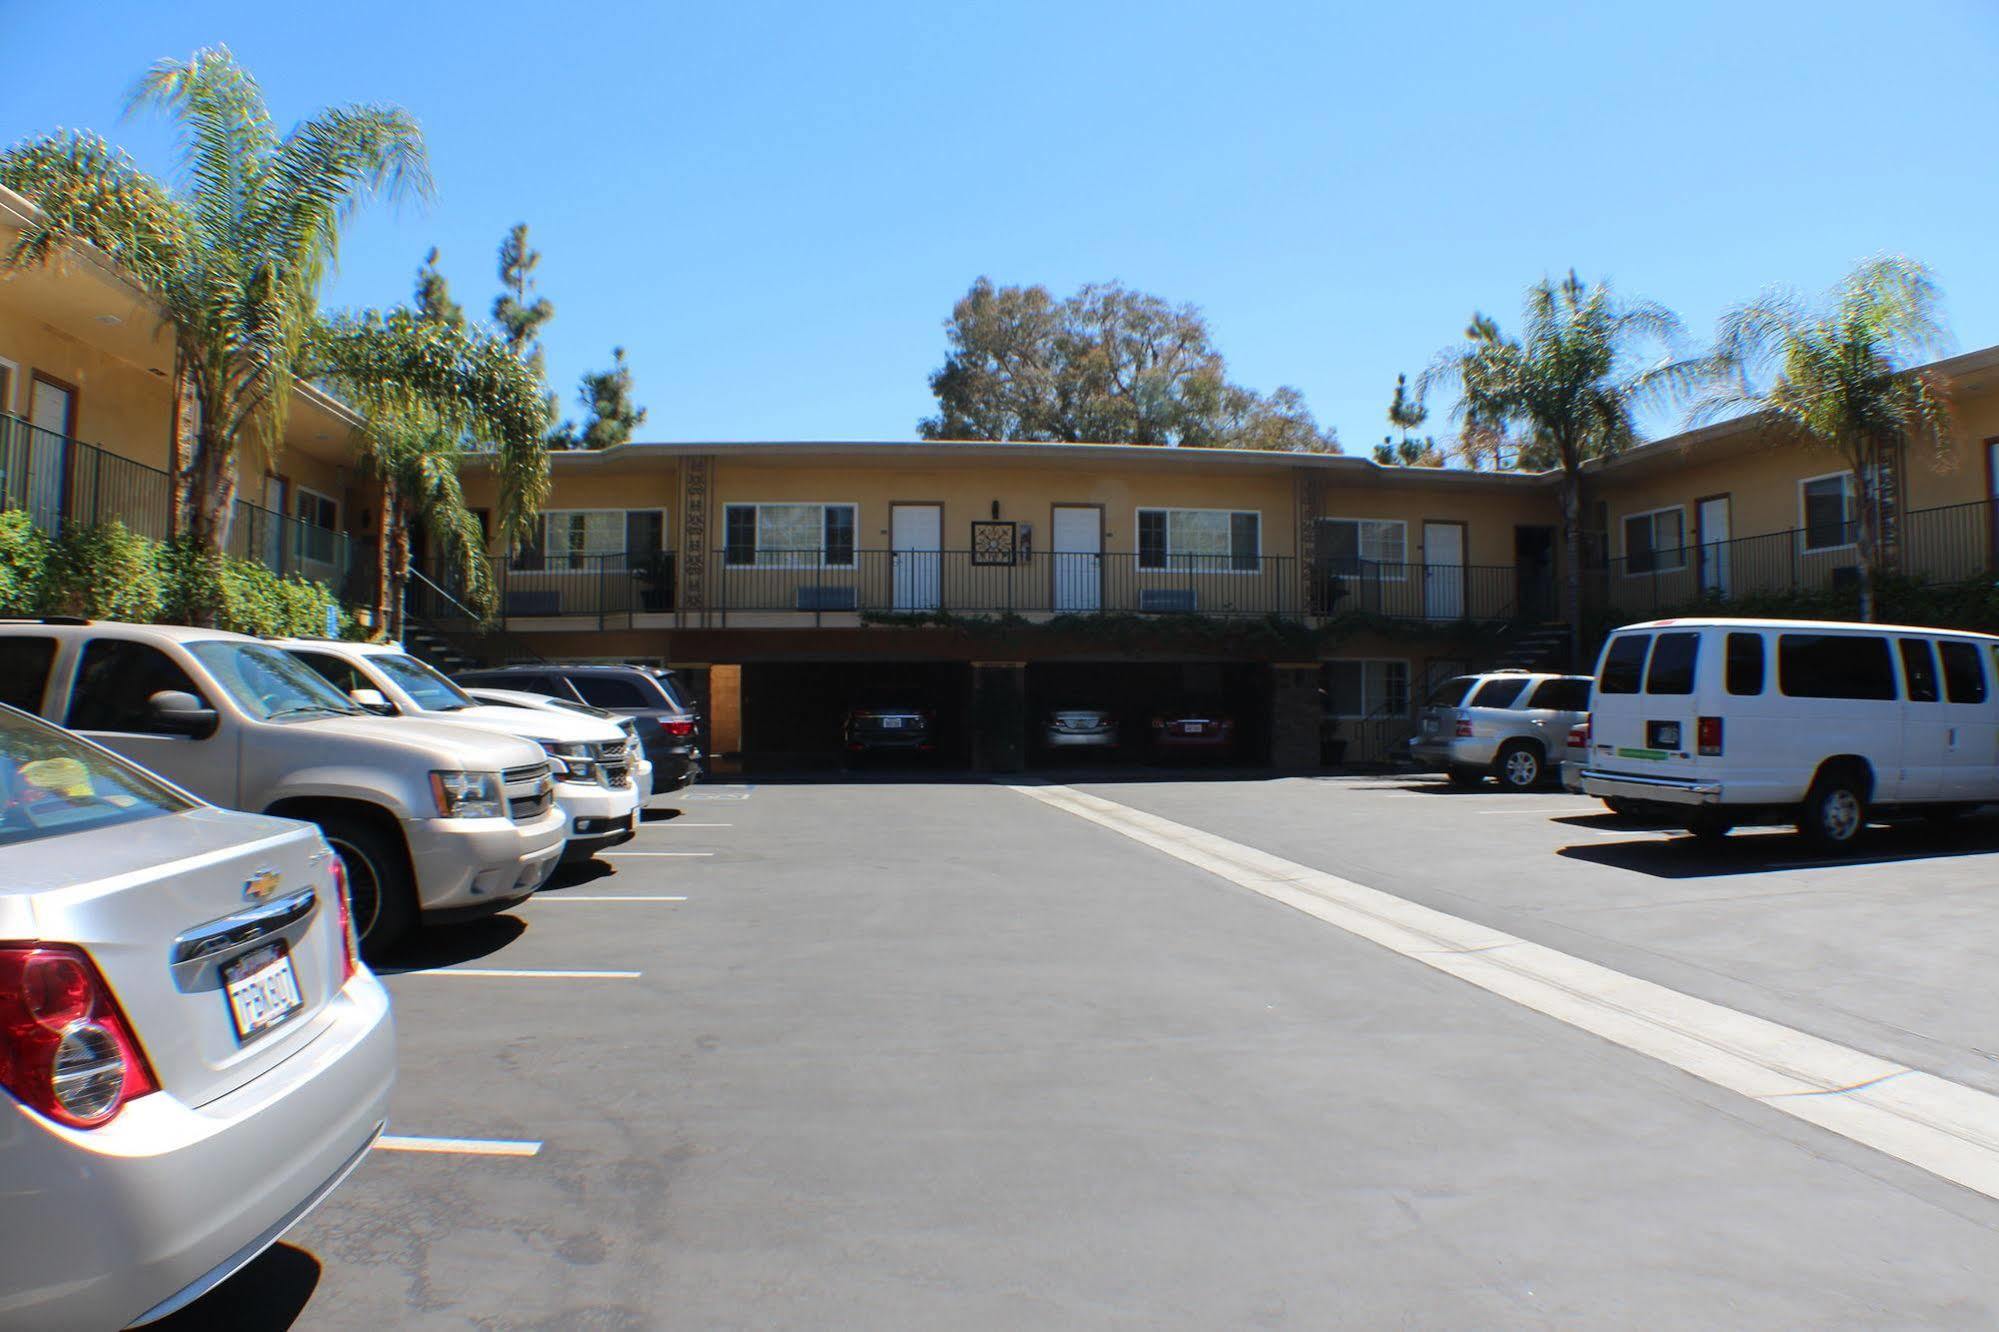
[[740, 661, 974, 772], [1024, 661, 1272, 768]]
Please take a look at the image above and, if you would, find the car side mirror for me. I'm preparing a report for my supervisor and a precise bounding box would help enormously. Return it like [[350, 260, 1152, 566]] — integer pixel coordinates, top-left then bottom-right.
[[348, 687, 394, 714], [149, 689, 218, 739]]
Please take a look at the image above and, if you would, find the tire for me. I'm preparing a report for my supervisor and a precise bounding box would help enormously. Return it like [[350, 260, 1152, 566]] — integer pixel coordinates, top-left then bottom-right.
[[1603, 797, 1631, 818], [1494, 742, 1544, 792], [319, 814, 417, 959], [1446, 764, 1484, 788], [1684, 810, 1733, 842], [1797, 768, 1869, 853]]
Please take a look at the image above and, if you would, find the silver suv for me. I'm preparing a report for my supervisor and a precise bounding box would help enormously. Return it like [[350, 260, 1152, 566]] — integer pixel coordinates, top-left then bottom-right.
[[1409, 670, 1592, 790]]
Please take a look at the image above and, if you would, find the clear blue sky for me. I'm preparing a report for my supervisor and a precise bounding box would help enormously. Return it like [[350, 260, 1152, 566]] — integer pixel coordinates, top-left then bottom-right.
[[4, 1, 1996, 449]]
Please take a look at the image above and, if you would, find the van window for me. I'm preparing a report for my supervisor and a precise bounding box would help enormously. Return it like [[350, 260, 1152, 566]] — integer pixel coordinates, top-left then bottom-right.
[[67, 640, 207, 734], [1468, 677, 1529, 708], [1527, 678, 1590, 711], [1645, 632, 1699, 695], [1599, 635, 1650, 695], [1725, 633, 1764, 696], [1898, 639, 1939, 703], [1777, 634, 1895, 700], [0, 637, 57, 713], [1938, 640, 1988, 704]]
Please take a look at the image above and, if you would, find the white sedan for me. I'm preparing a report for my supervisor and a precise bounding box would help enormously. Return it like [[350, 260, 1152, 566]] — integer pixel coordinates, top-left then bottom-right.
[[0, 704, 393, 1328]]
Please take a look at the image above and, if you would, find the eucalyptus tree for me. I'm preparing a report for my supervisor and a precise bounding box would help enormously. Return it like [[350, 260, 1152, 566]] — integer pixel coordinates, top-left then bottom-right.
[[0, 47, 428, 570], [1422, 273, 1697, 652], [1701, 256, 1955, 621]]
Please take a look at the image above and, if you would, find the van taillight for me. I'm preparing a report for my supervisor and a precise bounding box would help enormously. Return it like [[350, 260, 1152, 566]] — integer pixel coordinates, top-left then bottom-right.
[[1454, 717, 1473, 738], [1697, 716, 1723, 757]]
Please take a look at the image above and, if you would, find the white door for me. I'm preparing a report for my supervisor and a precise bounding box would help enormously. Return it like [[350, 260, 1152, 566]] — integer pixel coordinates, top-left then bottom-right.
[[1698, 496, 1730, 596], [891, 504, 942, 611], [263, 475, 288, 571], [1051, 506, 1101, 612], [1422, 522, 1463, 619], [27, 378, 71, 532]]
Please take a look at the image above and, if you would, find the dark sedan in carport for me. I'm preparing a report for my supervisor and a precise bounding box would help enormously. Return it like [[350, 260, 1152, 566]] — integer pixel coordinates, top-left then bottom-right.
[[844, 699, 938, 754]]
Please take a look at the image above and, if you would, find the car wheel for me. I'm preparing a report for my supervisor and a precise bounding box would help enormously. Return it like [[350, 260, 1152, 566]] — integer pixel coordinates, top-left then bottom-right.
[[1797, 769, 1869, 853], [1494, 742, 1543, 791], [1446, 764, 1484, 788], [1603, 797, 1631, 818], [320, 815, 416, 959], [1684, 810, 1732, 842]]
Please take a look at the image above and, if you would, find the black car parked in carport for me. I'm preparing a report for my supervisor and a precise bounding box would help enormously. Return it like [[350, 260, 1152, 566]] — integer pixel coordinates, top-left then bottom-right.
[[455, 663, 703, 791], [843, 697, 938, 756]]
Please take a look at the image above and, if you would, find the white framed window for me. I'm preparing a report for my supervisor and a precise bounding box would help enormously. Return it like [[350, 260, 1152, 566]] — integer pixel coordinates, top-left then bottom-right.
[[1621, 506, 1686, 575], [0, 357, 18, 417], [293, 487, 338, 566], [1326, 658, 1411, 718], [722, 503, 856, 568], [519, 508, 668, 571], [1319, 517, 1407, 579], [1136, 508, 1262, 572], [1799, 472, 1858, 553]]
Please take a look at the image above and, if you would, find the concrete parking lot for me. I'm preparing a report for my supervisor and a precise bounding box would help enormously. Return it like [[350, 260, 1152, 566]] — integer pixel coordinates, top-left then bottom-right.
[[171, 773, 1999, 1328]]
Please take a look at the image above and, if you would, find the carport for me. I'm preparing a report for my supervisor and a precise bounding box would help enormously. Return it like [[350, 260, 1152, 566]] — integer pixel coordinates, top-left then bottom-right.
[[739, 661, 974, 770], [1024, 661, 1273, 767]]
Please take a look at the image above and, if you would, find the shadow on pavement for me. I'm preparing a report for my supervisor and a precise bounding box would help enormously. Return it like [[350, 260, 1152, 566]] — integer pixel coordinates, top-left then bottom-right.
[[1556, 815, 1999, 879], [370, 913, 527, 974], [150, 1242, 320, 1330], [539, 858, 619, 891], [640, 806, 686, 823]]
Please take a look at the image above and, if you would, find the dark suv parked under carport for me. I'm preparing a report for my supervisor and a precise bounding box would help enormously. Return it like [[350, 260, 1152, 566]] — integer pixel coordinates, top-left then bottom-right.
[[455, 663, 702, 791]]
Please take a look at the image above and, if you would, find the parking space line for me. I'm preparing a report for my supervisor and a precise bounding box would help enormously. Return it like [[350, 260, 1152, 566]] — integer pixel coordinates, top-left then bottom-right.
[[1010, 781, 1999, 1204], [662, 822, 732, 827], [1479, 807, 1596, 815], [534, 894, 688, 902], [375, 1135, 543, 1157], [604, 851, 714, 857], [405, 968, 642, 979]]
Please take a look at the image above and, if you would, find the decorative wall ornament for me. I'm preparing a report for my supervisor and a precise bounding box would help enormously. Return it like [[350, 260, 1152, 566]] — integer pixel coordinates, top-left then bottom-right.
[[681, 455, 712, 609], [970, 520, 1018, 566]]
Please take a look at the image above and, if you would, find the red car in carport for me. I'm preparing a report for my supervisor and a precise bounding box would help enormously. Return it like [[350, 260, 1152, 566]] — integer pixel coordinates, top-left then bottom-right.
[[1149, 702, 1236, 756]]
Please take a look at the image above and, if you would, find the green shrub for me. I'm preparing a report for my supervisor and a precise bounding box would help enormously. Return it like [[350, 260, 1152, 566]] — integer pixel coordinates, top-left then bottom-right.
[[46, 520, 167, 622], [0, 510, 51, 614]]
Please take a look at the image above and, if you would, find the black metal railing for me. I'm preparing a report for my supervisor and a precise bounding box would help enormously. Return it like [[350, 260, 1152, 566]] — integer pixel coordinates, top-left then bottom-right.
[[1309, 560, 1522, 621]]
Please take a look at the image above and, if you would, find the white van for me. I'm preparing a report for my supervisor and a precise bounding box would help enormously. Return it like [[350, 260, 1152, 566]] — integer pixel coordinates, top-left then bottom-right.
[[1578, 617, 1999, 849]]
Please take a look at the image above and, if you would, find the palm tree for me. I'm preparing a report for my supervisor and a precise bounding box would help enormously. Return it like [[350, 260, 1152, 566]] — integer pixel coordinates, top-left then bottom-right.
[[311, 306, 552, 634], [0, 47, 429, 571], [1701, 256, 1955, 621], [1422, 273, 1698, 658]]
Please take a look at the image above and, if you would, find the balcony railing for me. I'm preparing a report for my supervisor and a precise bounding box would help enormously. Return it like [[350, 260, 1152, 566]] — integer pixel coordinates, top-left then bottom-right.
[[0, 412, 356, 592]]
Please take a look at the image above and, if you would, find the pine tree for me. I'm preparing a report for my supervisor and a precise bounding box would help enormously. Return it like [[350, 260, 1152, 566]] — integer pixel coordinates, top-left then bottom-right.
[[492, 223, 553, 374], [569, 346, 647, 450], [1372, 373, 1446, 466], [415, 247, 463, 329]]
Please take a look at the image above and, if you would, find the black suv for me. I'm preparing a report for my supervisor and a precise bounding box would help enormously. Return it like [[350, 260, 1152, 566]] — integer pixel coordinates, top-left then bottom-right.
[[454, 663, 702, 791]]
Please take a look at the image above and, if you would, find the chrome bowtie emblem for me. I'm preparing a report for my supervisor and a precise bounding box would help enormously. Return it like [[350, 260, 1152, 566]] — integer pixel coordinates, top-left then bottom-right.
[[244, 868, 283, 902]]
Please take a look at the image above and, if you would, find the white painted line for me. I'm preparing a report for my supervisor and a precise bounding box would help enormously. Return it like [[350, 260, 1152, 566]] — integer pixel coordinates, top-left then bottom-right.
[[376, 1134, 542, 1157], [534, 894, 688, 902], [604, 851, 714, 858], [662, 822, 733, 827], [406, 968, 642, 980], [1478, 807, 1597, 815], [1010, 781, 1999, 1203]]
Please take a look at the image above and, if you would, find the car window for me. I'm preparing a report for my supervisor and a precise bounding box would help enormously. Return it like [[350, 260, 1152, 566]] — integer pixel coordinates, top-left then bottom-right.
[[1424, 676, 1476, 709], [1599, 634, 1650, 695], [652, 671, 692, 710], [1899, 639, 1939, 703], [185, 641, 363, 721], [370, 654, 476, 711], [66, 640, 207, 735], [0, 636, 57, 713], [1468, 677, 1529, 708], [1527, 679, 1590, 711], [572, 675, 649, 708], [1645, 632, 1699, 695], [294, 650, 369, 696], [1938, 640, 1987, 704], [1726, 633, 1765, 696], [1778, 634, 1894, 700], [0, 705, 194, 847]]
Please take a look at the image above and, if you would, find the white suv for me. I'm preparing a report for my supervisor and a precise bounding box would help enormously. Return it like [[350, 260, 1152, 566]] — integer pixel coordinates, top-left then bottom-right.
[[0, 620, 566, 954], [1409, 670, 1594, 790], [276, 639, 640, 861]]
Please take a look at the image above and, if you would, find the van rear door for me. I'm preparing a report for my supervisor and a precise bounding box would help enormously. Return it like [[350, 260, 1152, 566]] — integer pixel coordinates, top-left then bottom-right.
[[1590, 630, 1705, 780]]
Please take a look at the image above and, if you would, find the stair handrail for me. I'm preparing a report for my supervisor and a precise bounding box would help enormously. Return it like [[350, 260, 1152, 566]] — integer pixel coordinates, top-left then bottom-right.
[[402, 565, 551, 666]]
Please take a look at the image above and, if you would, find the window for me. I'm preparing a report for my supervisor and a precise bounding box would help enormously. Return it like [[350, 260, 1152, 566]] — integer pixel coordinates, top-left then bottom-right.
[[0, 706, 193, 847], [1899, 639, 1939, 702], [185, 641, 361, 721], [0, 357, 17, 415], [1424, 675, 1477, 708], [1801, 474, 1858, 552], [1319, 518, 1407, 576], [1645, 632, 1699, 695], [1137, 509, 1261, 572], [1600, 634, 1651, 695], [370, 653, 478, 712], [572, 675, 649, 708], [294, 651, 368, 697], [1468, 676, 1529, 708], [1528, 678, 1591, 711], [0, 637, 55, 713], [294, 488, 338, 565], [1778, 633, 1894, 700], [1326, 659, 1410, 718], [527, 509, 668, 572], [1726, 633, 1766, 696], [721, 503, 856, 567], [66, 640, 206, 734], [1622, 508, 1685, 574], [1939, 640, 1987, 704]]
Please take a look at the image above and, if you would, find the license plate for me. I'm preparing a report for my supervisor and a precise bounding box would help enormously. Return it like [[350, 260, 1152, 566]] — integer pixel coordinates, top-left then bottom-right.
[[881, 716, 905, 729], [1184, 722, 1205, 734], [1423, 718, 1438, 735], [224, 944, 304, 1042]]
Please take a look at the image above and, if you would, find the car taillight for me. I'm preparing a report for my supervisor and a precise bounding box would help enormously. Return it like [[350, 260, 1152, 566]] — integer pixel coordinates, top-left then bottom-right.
[[0, 944, 158, 1128], [1698, 716, 1723, 757], [661, 717, 696, 739], [331, 855, 359, 985], [1455, 717, 1473, 738], [1568, 719, 1590, 749]]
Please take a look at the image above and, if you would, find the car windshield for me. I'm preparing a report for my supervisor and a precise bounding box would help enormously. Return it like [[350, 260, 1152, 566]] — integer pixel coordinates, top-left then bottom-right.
[[187, 641, 363, 721], [0, 705, 193, 847], [372, 653, 476, 711]]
